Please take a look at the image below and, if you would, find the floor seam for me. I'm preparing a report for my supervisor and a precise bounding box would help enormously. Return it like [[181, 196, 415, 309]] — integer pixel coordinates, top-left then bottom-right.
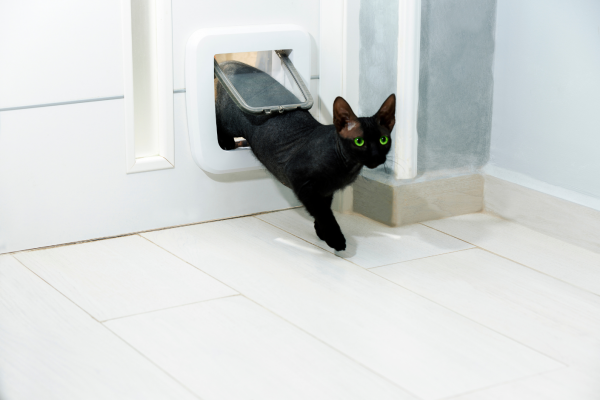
[[103, 325, 205, 400], [366, 264, 569, 368], [12, 211, 586, 398], [237, 294, 423, 400], [11, 254, 102, 323], [252, 215, 384, 270], [477, 248, 600, 299], [256, 215, 479, 271], [419, 223, 600, 299], [137, 234, 244, 299], [138, 231, 422, 399], [367, 247, 476, 270], [8, 206, 302, 255], [9, 254, 203, 400], [418, 223, 475, 246], [141, 214, 567, 398], [101, 294, 242, 322], [251, 216, 362, 265], [438, 365, 569, 400]]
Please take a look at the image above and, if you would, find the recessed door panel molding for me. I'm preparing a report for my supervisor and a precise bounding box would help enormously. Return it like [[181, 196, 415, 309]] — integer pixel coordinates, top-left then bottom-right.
[[0, 0, 123, 110], [122, 0, 174, 174]]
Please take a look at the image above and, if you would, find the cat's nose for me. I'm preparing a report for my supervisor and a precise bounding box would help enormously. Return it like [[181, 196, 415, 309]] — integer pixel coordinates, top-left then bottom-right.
[[365, 159, 384, 169], [365, 154, 387, 169]]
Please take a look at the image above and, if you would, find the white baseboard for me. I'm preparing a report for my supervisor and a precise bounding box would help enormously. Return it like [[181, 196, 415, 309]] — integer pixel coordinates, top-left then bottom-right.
[[483, 165, 600, 211], [484, 175, 600, 254]]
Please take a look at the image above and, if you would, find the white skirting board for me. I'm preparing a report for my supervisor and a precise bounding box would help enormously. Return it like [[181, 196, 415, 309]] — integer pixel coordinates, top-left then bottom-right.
[[484, 175, 600, 255]]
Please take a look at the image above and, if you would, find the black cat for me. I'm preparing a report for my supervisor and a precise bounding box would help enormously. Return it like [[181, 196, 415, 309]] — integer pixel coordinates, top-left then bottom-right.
[[215, 61, 395, 251]]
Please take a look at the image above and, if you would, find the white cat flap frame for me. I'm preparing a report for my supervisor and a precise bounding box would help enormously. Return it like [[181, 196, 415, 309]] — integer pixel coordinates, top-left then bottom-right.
[[185, 24, 312, 174]]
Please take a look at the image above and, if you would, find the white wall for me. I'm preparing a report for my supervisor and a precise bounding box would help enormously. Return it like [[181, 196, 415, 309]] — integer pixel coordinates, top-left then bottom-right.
[[0, 0, 323, 253], [489, 0, 600, 202]]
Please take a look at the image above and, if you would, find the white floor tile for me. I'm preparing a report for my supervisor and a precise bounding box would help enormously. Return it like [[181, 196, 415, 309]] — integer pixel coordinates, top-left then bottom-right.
[[142, 217, 561, 400], [106, 296, 414, 400], [0, 254, 196, 400], [373, 249, 600, 372], [14, 235, 236, 321], [256, 208, 474, 268], [423, 213, 600, 295], [449, 367, 600, 400]]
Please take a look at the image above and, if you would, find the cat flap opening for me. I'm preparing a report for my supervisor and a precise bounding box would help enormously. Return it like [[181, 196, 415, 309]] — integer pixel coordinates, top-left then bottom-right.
[[214, 50, 313, 115], [185, 24, 312, 174]]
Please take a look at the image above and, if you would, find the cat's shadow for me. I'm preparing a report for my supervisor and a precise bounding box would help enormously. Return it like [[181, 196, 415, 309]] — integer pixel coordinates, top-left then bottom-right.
[[333, 239, 358, 258]]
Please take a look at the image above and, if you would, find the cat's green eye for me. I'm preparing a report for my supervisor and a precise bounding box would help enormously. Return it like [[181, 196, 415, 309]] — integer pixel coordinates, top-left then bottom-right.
[[380, 136, 389, 145], [354, 137, 365, 147]]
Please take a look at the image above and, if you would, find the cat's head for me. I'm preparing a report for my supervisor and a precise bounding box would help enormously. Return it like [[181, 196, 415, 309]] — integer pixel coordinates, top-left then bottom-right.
[[333, 94, 395, 169]]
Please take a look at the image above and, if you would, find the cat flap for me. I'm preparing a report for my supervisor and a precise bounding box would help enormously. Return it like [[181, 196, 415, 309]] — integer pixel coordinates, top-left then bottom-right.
[[214, 50, 314, 115]]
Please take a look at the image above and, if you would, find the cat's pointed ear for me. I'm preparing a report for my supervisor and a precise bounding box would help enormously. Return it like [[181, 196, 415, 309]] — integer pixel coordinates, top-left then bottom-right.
[[376, 94, 396, 132], [333, 97, 360, 139]]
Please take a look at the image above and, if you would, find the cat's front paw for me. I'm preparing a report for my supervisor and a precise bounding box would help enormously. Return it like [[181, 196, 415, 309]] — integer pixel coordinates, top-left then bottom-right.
[[314, 222, 346, 251], [326, 233, 346, 251]]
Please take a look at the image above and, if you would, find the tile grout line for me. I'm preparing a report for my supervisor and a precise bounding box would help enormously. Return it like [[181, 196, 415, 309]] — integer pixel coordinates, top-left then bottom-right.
[[366, 263, 569, 367], [438, 366, 569, 400], [27, 210, 570, 398], [10, 254, 102, 323], [9, 254, 204, 400], [239, 293, 424, 400], [254, 214, 474, 270], [419, 223, 600, 299], [251, 215, 373, 268], [137, 234, 245, 297], [137, 233, 423, 399], [255, 213, 596, 314], [479, 247, 600, 298], [102, 326, 205, 400], [367, 247, 476, 270], [417, 223, 475, 246], [141, 214, 567, 396], [7, 206, 302, 255], [101, 294, 242, 323]]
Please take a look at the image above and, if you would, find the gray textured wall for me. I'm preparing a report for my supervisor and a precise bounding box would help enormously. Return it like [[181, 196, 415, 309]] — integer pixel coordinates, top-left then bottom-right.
[[417, 0, 496, 174], [358, 0, 497, 180]]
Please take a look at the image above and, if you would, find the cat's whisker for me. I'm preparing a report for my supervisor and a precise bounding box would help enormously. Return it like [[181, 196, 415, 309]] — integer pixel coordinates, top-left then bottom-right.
[[376, 158, 413, 177], [384, 159, 410, 169]]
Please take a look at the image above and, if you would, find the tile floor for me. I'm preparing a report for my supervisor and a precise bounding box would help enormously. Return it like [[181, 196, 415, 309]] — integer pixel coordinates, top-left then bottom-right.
[[2, 209, 600, 399]]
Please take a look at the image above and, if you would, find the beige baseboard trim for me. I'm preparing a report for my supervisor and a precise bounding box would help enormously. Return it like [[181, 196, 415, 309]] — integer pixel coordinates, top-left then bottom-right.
[[353, 174, 484, 226], [353, 172, 600, 254], [484, 175, 600, 254]]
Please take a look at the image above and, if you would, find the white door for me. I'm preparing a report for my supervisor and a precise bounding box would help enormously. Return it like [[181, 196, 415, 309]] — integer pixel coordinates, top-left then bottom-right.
[[0, 0, 337, 254]]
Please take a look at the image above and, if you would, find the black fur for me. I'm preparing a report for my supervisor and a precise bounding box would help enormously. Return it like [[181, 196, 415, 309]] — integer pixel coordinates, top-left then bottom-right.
[[215, 61, 395, 251]]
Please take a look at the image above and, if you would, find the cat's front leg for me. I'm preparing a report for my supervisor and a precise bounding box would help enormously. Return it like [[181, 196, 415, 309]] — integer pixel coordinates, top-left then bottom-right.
[[297, 191, 346, 251]]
